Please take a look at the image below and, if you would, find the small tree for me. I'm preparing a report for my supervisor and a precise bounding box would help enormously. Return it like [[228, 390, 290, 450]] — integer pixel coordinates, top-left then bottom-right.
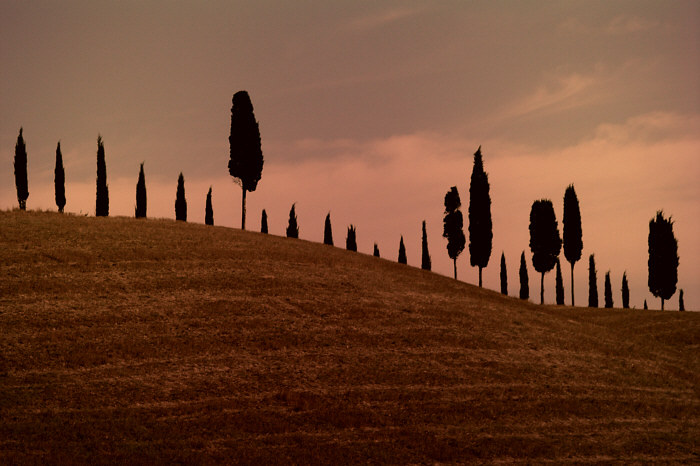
[[555, 259, 565, 305], [374, 243, 380, 257], [468, 146, 492, 287], [14, 128, 29, 210], [175, 172, 187, 221], [346, 225, 357, 251], [563, 184, 583, 306], [55, 142, 66, 213], [286, 204, 299, 238], [324, 213, 334, 246], [648, 211, 679, 310], [588, 254, 598, 308], [500, 252, 507, 296], [604, 271, 613, 308], [261, 209, 268, 234], [519, 251, 529, 300], [205, 187, 214, 225], [644, 299, 648, 310], [421, 221, 431, 271], [398, 236, 407, 264], [679, 289, 685, 311], [529, 199, 562, 304], [621, 272, 630, 309], [95, 135, 109, 217], [135, 163, 147, 218], [443, 186, 466, 279]]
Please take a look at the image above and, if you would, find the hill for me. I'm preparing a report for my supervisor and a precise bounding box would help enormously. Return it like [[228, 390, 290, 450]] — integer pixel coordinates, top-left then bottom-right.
[[1, 210, 698, 464]]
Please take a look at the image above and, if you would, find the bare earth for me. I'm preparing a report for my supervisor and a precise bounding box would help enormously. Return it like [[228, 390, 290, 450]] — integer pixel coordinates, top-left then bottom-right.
[[1, 210, 698, 464]]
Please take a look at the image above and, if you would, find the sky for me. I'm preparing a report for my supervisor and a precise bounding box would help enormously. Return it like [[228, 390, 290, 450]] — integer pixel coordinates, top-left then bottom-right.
[[1, 1, 699, 310]]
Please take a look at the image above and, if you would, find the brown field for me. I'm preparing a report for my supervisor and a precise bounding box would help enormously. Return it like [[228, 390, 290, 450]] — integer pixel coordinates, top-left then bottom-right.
[[1, 210, 698, 464]]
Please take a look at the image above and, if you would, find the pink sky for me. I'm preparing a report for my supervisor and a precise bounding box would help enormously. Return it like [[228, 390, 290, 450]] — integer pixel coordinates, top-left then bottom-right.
[[1, 1, 699, 310]]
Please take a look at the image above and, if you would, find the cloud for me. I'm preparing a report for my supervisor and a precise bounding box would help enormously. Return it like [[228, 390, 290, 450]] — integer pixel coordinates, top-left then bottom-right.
[[344, 6, 425, 32], [606, 15, 658, 34]]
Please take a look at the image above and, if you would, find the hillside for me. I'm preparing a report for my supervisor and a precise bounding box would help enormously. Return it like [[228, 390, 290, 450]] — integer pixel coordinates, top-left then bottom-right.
[[1, 210, 698, 464]]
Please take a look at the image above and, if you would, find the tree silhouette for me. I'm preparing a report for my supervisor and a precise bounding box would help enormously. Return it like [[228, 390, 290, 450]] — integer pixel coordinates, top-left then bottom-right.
[[529, 199, 562, 304], [621, 272, 630, 309], [205, 187, 214, 225], [261, 209, 268, 234], [421, 221, 431, 271], [286, 204, 299, 238], [643, 299, 648, 310], [679, 289, 685, 311], [519, 251, 529, 300], [648, 211, 678, 310], [324, 213, 334, 246], [54, 142, 66, 213], [374, 243, 380, 258], [135, 163, 146, 219], [468, 146, 492, 287], [95, 136, 109, 217], [346, 225, 357, 251], [398, 236, 407, 264], [555, 259, 565, 305], [229, 91, 263, 230], [175, 173, 187, 221], [500, 252, 507, 296], [588, 254, 598, 308], [14, 128, 28, 211], [443, 186, 466, 279], [563, 184, 583, 306], [604, 271, 613, 308]]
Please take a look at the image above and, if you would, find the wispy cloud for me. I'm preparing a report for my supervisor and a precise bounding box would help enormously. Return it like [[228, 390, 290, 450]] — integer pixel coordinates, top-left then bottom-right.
[[344, 6, 425, 32]]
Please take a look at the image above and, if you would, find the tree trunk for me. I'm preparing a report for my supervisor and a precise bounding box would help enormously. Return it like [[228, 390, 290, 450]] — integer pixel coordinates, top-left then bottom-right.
[[570, 262, 575, 306], [241, 187, 246, 230], [453, 258, 457, 280], [478, 267, 482, 287], [661, 298, 665, 311], [540, 272, 545, 305]]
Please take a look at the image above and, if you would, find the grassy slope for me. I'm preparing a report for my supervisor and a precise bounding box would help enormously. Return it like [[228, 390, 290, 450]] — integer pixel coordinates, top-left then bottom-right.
[[1, 210, 698, 464]]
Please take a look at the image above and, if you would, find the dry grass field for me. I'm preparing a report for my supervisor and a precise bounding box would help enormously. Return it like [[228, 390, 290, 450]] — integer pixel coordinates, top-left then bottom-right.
[[1, 210, 698, 464]]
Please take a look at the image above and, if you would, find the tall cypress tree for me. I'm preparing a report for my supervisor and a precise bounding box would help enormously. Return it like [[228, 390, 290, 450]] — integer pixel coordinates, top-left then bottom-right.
[[500, 252, 508, 296], [175, 172, 187, 221], [529, 199, 562, 304], [373, 243, 380, 258], [346, 225, 357, 251], [55, 142, 66, 213], [468, 146, 492, 287], [443, 186, 466, 279], [679, 289, 685, 311], [555, 259, 565, 305], [643, 299, 648, 310], [588, 254, 598, 308], [261, 209, 268, 234], [519, 251, 529, 300], [421, 221, 431, 271], [286, 204, 299, 238], [95, 135, 109, 217], [324, 213, 334, 246], [205, 187, 214, 225], [604, 271, 613, 308], [621, 272, 630, 309], [648, 211, 678, 310], [14, 128, 29, 211], [135, 163, 147, 218], [398, 236, 407, 264], [563, 184, 583, 306], [229, 90, 263, 230]]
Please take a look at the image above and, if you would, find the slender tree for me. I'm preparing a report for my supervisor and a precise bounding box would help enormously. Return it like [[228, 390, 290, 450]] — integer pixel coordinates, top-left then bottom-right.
[[500, 252, 508, 296], [135, 163, 146, 218], [563, 184, 583, 306], [588, 254, 598, 308], [529, 199, 562, 304], [443, 186, 466, 279], [205, 187, 214, 225], [324, 213, 334, 246], [175, 172, 187, 221], [373, 243, 380, 258], [519, 251, 529, 300], [621, 272, 630, 309], [55, 142, 66, 213], [648, 211, 679, 310], [398, 236, 407, 264], [421, 221, 431, 271], [468, 146, 492, 287], [555, 259, 565, 305], [643, 299, 648, 310], [346, 225, 357, 251], [604, 271, 613, 308], [679, 289, 685, 311], [229, 90, 263, 230], [95, 135, 109, 217], [286, 204, 299, 238], [14, 128, 29, 211], [261, 209, 268, 234]]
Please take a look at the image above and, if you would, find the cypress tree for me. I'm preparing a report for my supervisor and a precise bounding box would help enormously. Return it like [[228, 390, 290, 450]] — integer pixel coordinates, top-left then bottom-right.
[[398, 236, 407, 264], [648, 211, 679, 310], [346, 225, 357, 251], [175, 172, 187, 221], [286, 204, 299, 238], [519, 251, 529, 300], [555, 259, 565, 305], [373, 243, 380, 258], [529, 199, 562, 304], [421, 221, 431, 271], [604, 271, 613, 308], [229, 90, 263, 230], [643, 299, 648, 310], [205, 187, 214, 225], [135, 163, 147, 218], [621, 272, 630, 309], [563, 184, 583, 306], [679, 289, 685, 311], [588, 254, 598, 308], [54, 142, 66, 213], [14, 128, 29, 211], [468, 146, 492, 287], [95, 135, 109, 217], [324, 213, 334, 246], [500, 252, 508, 296], [443, 186, 466, 279], [261, 209, 268, 234]]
